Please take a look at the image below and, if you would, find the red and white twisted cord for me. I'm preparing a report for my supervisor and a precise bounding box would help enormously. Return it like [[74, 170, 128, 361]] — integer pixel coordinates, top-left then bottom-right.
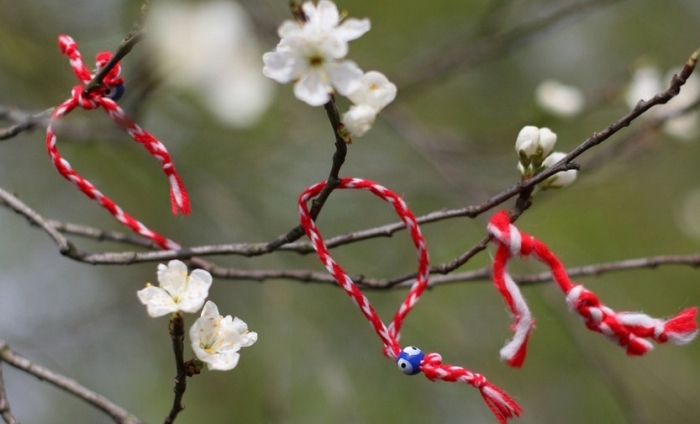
[[46, 35, 189, 250], [299, 178, 521, 423], [487, 210, 698, 367]]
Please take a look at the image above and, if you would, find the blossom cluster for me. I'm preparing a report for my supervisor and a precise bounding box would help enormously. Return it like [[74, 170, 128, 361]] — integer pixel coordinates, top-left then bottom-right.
[[515, 126, 577, 188], [137, 260, 257, 371], [262, 0, 396, 138]]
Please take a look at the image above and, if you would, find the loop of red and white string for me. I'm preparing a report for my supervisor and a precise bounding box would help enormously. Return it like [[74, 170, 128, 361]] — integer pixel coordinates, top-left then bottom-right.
[[46, 35, 189, 250], [299, 178, 522, 423], [487, 210, 698, 367]]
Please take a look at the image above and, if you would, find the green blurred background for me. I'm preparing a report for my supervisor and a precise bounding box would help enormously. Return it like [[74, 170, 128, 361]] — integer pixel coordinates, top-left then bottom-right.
[[1, 0, 700, 423]]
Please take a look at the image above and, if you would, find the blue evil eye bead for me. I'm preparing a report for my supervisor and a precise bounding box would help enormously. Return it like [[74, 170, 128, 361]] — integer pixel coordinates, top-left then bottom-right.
[[397, 346, 425, 375], [103, 83, 126, 101]]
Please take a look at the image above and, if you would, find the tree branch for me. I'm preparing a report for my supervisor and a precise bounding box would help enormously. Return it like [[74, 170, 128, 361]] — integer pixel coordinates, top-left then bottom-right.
[[0, 362, 19, 424], [0, 107, 52, 141], [0, 339, 143, 424], [82, 1, 148, 95], [164, 314, 187, 424]]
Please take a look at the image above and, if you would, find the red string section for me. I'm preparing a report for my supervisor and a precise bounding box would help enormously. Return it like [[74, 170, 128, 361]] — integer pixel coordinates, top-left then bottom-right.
[[46, 35, 190, 250], [299, 178, 521, 423], [487, 210, 698, 367]]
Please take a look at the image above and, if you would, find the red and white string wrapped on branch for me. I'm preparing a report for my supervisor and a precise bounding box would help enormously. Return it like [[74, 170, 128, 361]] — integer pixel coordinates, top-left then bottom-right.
[[299, 178, 522, 423], [45, 35, 189, 250], [487, 210, 698, 368]]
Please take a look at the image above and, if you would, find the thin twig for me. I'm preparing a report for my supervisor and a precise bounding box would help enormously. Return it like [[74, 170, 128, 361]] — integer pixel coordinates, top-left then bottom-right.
[[264, 97, 348, 251], [164, 314, 187, 424], [0, 362, 20, 424], [0, 107, 53, 141], [0, 188, 74, 255], [0, 339, 143, 424], [82, 0, 148, 96]]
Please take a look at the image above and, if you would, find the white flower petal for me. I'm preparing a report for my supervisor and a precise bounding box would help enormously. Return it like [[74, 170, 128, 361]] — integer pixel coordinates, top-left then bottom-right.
[[207, 351, 241, 371], [263, 50, 296, 83], [278, 20, 302, 39], [538, 128, 557, 157], [239, 331, 258, 348], [515, 126, 540, 157], [327, 60, 363, 96], [342, 104, 377, 136], [313, 0, 340, 30], [336, 18, 371, 42], [294, 70, 331, 106], [201, 300, 220, 318], [137, 286, 178, 317], [157, 261, 189, 298]]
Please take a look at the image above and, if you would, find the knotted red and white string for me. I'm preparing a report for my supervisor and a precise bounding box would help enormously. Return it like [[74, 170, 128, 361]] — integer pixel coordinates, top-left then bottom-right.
[[487, 210, 698, 367], [299, 178, 522, 423], [46, 35, 189, 250]]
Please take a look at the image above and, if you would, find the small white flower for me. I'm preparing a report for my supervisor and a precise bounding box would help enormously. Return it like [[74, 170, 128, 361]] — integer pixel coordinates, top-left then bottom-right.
[[262, 0, 370, 106], [535, 80, 585, 117], [137, 260, 212, 317], [515, 126, 556, 170], [347, 71, 397, 112], [341, 71, 397, 137], [515, 126, 540, 158], [541, 152, 578, 188], [190, 301, 258, 371], [342, 104, 377, 136]]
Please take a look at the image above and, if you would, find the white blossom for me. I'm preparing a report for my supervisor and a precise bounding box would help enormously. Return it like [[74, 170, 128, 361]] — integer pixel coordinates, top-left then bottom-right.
[[347, 71, 397, 112], [147, 1, 273, 127], [515, 125, 556, 169], [342, 104, 377, 136], [535, 80, 585, 117], [541, 152, 578, 188], [137, 260, 212, 317], [341, 71, 397, 137], [190, 301, 258, 371], [262, 0, 370, 106]]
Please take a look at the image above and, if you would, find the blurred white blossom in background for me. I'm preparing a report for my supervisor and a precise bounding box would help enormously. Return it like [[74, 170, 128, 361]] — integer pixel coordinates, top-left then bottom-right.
[[147, 0, 273, 127], [535, 79, 585, 118], [626, 64, 700, 141]]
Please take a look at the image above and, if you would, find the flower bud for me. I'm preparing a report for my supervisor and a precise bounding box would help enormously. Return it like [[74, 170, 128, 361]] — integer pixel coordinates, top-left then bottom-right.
[[515, 126, 540, 162], [342, 104, 377, 137], [541, 152, 577, 188], [538, 128, 557, 158]]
